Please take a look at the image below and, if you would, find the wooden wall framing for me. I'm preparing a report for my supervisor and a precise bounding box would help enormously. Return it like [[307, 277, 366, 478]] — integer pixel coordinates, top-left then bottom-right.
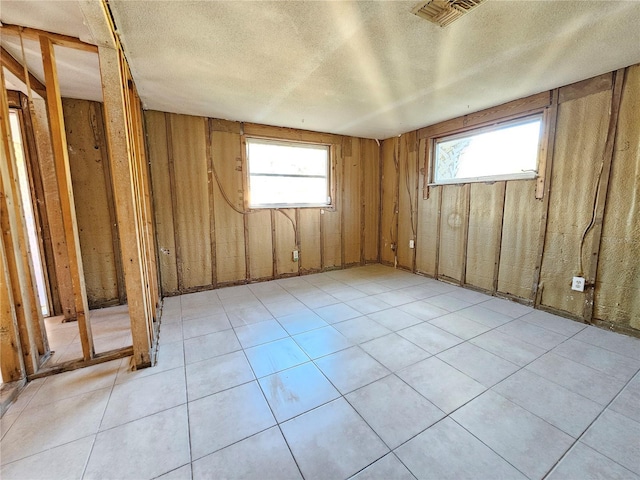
[[1, 3, 161, 383], [382, 63, 640, 335], [147, 112, 380, 294]]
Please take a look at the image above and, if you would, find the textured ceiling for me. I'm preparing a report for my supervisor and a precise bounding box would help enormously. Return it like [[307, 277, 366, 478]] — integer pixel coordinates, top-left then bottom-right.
[[2, 1, 640, 139]]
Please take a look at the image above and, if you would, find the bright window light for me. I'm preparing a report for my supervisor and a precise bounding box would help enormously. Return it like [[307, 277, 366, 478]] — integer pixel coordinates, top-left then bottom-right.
[[433, 115, 542, 184], [247, 138, 330, 208]]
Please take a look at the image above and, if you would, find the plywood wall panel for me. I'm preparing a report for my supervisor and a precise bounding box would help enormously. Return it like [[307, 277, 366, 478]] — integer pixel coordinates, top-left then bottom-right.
[[380, 138, 398, 264], [343, 137, 361, 265], [397, 132, 418, 270], [299, 209, 321, 272], [595, 65, 640, 329], [438, 185, 466, 281], [169, 113, 212, 289], [539, 90, 610, 315], [362, 139, 380, 262], [145, 111, 178, 293], [498, 180, 543, 300], [211, 127, 246, 284], [63, 99, 119, 307], [466, 182, 503, 291], [248, 210, 273, 279], [275, 210, 298, 275]]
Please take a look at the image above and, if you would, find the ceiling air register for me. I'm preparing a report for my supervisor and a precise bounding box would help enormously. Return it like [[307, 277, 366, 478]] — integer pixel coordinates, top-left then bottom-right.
[[412, 0, 486, 27]]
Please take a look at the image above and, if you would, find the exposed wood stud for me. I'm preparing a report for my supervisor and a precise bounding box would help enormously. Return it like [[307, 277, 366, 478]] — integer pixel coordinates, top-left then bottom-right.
[[493, 181, 507, 294], [418, 91, 551, 139], [165, 114, 183, 291], [359, 141, 366, 265], [583, 68, 626, 323], [434, 186, 443, 278], [319, 206, 325, 270], [94, 15, 157, 368], [91, 102, 126, 304], [1, 70, 43, 375], [35, 99, 77, 320], [40, 35, 94, 360], [1, 24, 98, 52], [394, 138, 400, 267], [412, 134, 420, 273], [0, 199, 26, 382], [206, 119, 217, 288], [12, 92, 59, 316], [559, 73, 613, 104], [377, 139, 383, 263], [240, 132, 251, 280], [340, 138, 346, 268], [1, 47, 47, 99], [295, 208, 301, 275], [27, 346, 133, 380], [460, 183, 471, 286], [9, 107, 48, 355], [271, 209, 277, 278], [532, 89, 559, 305]]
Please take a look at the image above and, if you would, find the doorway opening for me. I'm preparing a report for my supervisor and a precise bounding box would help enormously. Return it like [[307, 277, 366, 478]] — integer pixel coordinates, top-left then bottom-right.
[[9, 108, 50, 317]]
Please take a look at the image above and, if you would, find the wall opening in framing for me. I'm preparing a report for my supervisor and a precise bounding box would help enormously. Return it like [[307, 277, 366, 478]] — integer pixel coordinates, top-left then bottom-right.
[[9, 108, 49, 317]]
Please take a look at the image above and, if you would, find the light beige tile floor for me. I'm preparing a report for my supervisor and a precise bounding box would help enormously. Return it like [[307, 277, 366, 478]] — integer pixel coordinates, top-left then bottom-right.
[[44, 304, 133, 365], [2, 265, 640, 479]]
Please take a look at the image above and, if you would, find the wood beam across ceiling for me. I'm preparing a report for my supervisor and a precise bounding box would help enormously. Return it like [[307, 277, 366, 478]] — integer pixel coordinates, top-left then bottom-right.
[[0, 47, 47, 100], [0, 24, 97, 53]]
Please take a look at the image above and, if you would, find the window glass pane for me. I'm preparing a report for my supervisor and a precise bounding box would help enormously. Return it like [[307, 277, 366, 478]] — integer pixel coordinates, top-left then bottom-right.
[[247, 138, 329, 207], [248, 139, 328, 177], [434, 117, 542, 183], [250, 176, 328, 206]]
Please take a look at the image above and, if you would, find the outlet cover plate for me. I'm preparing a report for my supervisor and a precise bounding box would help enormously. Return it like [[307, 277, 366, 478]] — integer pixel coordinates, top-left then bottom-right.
[[571, 277, 585, 292]]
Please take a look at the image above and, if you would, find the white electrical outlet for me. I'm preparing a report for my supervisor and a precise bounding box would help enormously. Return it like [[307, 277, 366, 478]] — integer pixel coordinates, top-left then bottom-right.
[[409, 239, 415, 249], [292, 250, 299, 262], [571, 277, 585, 292]]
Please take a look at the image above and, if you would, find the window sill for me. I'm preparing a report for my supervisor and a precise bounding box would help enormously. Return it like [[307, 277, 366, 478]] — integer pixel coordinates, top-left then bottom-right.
[[428, 172, 537, 186]]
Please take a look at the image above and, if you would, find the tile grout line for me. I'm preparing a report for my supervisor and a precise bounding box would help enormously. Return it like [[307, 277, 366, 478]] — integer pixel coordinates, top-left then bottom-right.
[[218, 290, 308, 480], [542, 367, 640, 479]]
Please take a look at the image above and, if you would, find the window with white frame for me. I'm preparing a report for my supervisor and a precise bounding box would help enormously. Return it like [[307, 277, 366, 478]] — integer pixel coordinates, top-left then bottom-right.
[[432, 115, 543, 184], [246, 138, 331, 208]]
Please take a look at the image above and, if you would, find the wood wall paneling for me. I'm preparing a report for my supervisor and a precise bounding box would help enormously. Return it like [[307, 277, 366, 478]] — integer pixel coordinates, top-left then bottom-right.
[[539, 90, 611, 315], [380, 138, 398, 265], [63, 99, 121, 307], [465, 182, 504, 291], [168, 114, 212, 289], [342, 137, 361, 265], [210, 121, 246, 284], [362, 139, 380, 262], [248, 211, 274, 279], [438, 185, 467, 281], [299, 209, 321, 272], [594, 65, 640, 330], [497, 180, 542, 300], [322, 145, 342, 269], [275, 210, 298, 276], [145, 111, 178, 293], [397, 132, 418, 271]]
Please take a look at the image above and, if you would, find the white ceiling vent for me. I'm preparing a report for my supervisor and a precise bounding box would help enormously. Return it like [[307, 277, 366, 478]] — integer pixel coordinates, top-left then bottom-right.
[[412, 0, 485, 27]]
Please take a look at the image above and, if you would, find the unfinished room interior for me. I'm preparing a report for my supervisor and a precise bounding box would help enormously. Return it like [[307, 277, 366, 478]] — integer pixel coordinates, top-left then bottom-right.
[[1, 0, 639, 478]]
